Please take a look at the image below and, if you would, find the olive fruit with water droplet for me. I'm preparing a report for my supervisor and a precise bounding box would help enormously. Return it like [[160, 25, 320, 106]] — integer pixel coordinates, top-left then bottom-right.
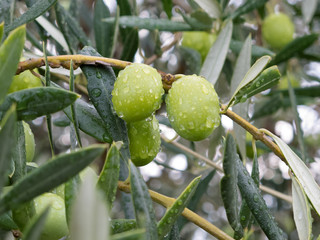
[[112, 63, 164, 122], [34, 193, 68, 240], [262, 13, 294, 49], [128, 115, 161, 166], [166, 75, 220, 141]]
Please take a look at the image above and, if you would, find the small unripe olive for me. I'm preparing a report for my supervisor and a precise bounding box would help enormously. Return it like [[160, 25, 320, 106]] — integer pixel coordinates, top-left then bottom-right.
[[112, 63, 164, 122], [166, 75, 220, 141], [262, 13, 294, 49], [128, 115, 161, 166], [181, 31, 217, 61], [8, 70, 42, 93], [34, 193, 68, 240]]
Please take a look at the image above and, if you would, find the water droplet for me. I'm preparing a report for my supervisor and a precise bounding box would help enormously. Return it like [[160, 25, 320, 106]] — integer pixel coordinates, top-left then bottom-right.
[[149, 89, 153, 93], [102, 133, 110, 142], [188, 121, 194, 129], [180, 124, 185, 130], [169, 116, 174, 122], [96, 71, 102, 79], [256, 82, 260, 87], [206, 117, 213, 128], [143, 68, 150, 74], [241, 216, 246, 221], [91, 88, 102, 97], [201, 84, 209, 94], [123, 75, 128, 83], [123, 87, 129, 93], [253, 195, 259, 202], [178, 200, 182, 205]]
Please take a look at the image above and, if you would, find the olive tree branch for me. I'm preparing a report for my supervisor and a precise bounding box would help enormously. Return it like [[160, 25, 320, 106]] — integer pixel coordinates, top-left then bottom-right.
[[117, 181, 235, 240]]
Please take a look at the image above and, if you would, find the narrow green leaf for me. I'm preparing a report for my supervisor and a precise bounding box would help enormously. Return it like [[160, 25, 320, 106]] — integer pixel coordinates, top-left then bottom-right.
[[161, 0, 173, 19], [34, 16, 69, 52], [272, 85, 320, 98], [158, 176, 201, 239], [110, 219, 137, 234], [70, 174, 109, 240], [0, 25, 25, 103], [200, 20, 233, 85], [0, 144, 106, 216], [194, 0, 221, 19], [55, 3, 90, 51], [22, 207, 50, 240], [55, 3, 78, 53], [4, 0, 58, 34], [104, 16, 194, 31], [97, 142, 122, 210], [291, 175, 312, 240], [0, 87, 79, 121], [0, 105, 16, 192], [287, 74, 306, 163], [0, 0, 14, 26], [111, 228, 146, 240], [228, 0, 267, 19], [263, 130, 320, 216], [0, 212, 18, 230], [178, 9, 213, 31], [130, 162, 158, 240], [120, 28, 138, 62], [11, 122, 26, 183], [63, 99, 112, 143], [302, 0, 317, 24], [178, 46, 202, 75], [0, 22, 4, 42], [79, 46, 130, 172], [178, 170, 216, 229], [268, 33, 319, 66], [164, 223, 180, 240], [94, 0, 116, 57], [220, 134, 243, 238], [64, 175, 81, 227], [69, 61, 82, 148], [230, 39, 275, 58], [230, 35, 251, 161], [236, 157, 285, 239], [226, 55, 271, 109], [232, 66, 281, 106]]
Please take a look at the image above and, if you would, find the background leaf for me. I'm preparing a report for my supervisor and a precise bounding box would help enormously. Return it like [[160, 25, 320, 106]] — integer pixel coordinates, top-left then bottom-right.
[[0, 25, 25, 103], [194, 0, 221, 19], [22, 206, 50, 240], [0, 105, 16, 193], [158, 176, 201, 239], [70, 174, 109, 240], [0, 144, 106, 216], [63, 99, 112, 143], [97, 142, 121, 210], [4, 0, 58, 34], [264, 131, 320, 216], [291, 175, 312, 240], [220, 134, 243, 238], [130, 162, 158, 240], [302, 0, 317, 24], [0, 87, 79, 121], [200, 20, 233, 85], [236, 156, 285, 239], [230, 35, 251, 161], [228, 0, 268, 19]]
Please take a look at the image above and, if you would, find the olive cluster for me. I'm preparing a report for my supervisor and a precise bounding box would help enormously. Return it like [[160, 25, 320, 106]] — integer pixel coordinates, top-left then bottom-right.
[[112, 63, 221, 166]]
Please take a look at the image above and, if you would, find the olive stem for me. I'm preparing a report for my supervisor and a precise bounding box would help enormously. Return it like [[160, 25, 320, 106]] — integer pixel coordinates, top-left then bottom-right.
[[117, 181, 235, 240], [160, 134, 292, 204]]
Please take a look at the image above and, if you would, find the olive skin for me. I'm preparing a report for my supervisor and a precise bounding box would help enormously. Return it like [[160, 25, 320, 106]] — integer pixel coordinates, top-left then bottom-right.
[[128, 115, 161, 166], [166, 75, 220, 141], [262, 13, 294, 49], [112, 63, 164, 122]]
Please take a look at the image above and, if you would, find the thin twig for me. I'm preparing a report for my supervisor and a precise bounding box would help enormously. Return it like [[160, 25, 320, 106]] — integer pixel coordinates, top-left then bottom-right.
[[161, 135, 293, 204], [118, 181, 235, 240]]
